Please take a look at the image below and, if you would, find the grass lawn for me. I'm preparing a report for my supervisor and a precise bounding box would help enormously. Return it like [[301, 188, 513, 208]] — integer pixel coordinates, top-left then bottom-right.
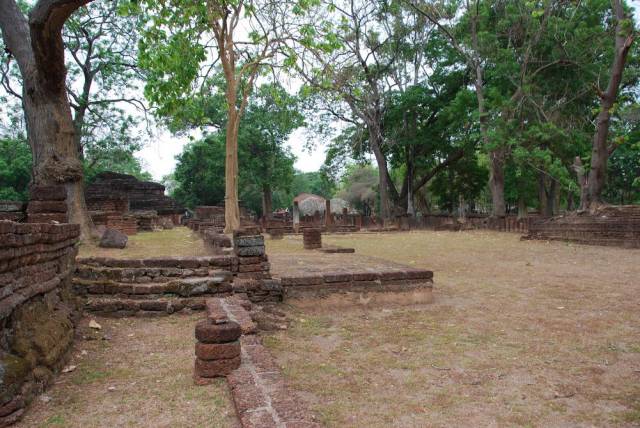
[[78, 227, 211, 259], [264, 231, 640, 427], [16, 314, 238, 428], [24, 229, 639, 427]]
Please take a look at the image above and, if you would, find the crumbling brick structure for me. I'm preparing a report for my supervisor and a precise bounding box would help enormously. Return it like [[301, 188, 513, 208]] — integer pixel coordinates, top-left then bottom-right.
[[196, 295, 319, 427], [303, 228, 322, 249], [90, 212, 138, 235], [73, 245, 283, 316], [231, 230, 282, 303], [193, 299, 242, 383], [85, 172, 184, 234], [202, 229, 232, 255], [0, 201, 25, 223], [526, 205, 640, 248], [74, 256, 236, 316], [26, 185, 68, 224], [0, 221, 80, 426], [189, 205, 258, 232]]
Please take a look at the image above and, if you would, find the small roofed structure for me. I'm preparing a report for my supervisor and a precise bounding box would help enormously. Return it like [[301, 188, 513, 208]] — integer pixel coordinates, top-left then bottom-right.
[[293, 193, 326, 216]]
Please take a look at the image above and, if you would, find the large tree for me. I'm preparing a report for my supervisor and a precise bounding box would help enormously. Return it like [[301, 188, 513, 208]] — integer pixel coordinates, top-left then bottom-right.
[[289, 0, 409, 218], [0, 0, 94, 238], [169, 83, 301, 216], [131, 0, 303, 232], [63, 0, 146, 164], [579, 0, 635, 209]]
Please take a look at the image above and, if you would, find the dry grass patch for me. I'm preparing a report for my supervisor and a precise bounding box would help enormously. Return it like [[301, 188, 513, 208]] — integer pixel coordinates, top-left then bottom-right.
[[17, 314, 238, 428], [79, 227, 210, 259], [265, 231, 640, 427]]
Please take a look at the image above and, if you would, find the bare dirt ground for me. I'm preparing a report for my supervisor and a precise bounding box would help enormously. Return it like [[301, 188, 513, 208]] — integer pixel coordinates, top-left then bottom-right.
[[264, 231, 640, 427], [16, 314, 238, 428]]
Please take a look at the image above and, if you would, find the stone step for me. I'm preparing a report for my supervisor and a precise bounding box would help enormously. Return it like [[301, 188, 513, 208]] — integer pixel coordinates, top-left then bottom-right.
[[76, 255, 236, 269], [75, 265, 233, 283], [84, 296, 215, 316], [74, 275, 233, 297]]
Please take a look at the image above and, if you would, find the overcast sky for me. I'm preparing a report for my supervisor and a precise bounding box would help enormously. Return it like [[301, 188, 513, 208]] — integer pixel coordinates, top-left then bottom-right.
[[136, 123, 327, 182]]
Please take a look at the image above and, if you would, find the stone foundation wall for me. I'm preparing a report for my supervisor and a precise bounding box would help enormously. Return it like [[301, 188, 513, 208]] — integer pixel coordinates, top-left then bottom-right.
[[131, 210, 158, 231], [74, 250, 283, 316], [360, 214, 542, 233], [195, 206, 225, 220], [0, 221, 80, 426], [526, 205, 640, 248]]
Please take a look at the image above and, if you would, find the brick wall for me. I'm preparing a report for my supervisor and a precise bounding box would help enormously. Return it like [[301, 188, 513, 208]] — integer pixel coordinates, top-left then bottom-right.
[[0, 221, 80, 426], [526, 205, 640, 248]]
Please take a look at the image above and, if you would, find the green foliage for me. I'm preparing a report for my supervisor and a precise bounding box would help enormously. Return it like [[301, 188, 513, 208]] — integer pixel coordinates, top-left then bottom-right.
[[1, 0, 151, 184], [170, 83, 304, 214], [172, 135, 227, 209], [284, 170, 336, 201], [0, 137, 31, 201], [336, 164, 378, 214], [64, 1, 146, 157], [430, 154, 488, 213]]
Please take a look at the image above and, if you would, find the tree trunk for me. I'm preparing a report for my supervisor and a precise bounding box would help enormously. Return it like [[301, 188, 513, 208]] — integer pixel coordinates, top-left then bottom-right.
[[583, 0, 634, 209], [567, 191, 575, 211], [517, 196, 527, 219], [261, 183, 273, 219], [224, 109, 241, 233], [0, 0, 94, 241], [546, 179, 557, 216], [23, 77, 93, 238], [573, 156, 589, 211], [470, 11, 505, 217], [369, 130, 396, 219], [488, 150, 506, 217], [406, 147, 415, 216], [537, 171, 547, 215]]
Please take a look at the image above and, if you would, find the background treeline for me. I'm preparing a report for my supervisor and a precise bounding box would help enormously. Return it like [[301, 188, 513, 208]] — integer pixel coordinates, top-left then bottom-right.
[[1, 0, 638, 220]]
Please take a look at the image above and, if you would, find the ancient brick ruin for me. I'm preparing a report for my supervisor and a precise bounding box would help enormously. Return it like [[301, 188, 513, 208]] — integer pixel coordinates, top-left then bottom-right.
[[73, 229, 282, 318], [194, 295, 319, 427], [194, 309, 242, 382], [525, 205, 640, 248], [0, 202, 25, 223], [26, 186, 69, 224], [187, 205, 257, 232], [0, 221, 80, 426], [302, 228, 322, 249], [85, 172, 183, 235], [74, 256, 237, 316], [193, 297, 256, 384]]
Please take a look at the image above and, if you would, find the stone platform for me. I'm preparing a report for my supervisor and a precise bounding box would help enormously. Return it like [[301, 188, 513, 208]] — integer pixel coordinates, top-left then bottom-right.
[[269, 251, 434, 304]]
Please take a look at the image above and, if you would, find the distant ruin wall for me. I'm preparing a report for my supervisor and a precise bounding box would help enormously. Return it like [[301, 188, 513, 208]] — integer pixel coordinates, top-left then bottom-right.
[[0, 221, 80, 426], [0, 202, 25, 223], [526, 205, 640, 248]]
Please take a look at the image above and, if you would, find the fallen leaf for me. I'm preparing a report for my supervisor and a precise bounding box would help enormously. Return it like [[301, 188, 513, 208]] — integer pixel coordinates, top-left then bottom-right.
[[89, 320, 102, 330]]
